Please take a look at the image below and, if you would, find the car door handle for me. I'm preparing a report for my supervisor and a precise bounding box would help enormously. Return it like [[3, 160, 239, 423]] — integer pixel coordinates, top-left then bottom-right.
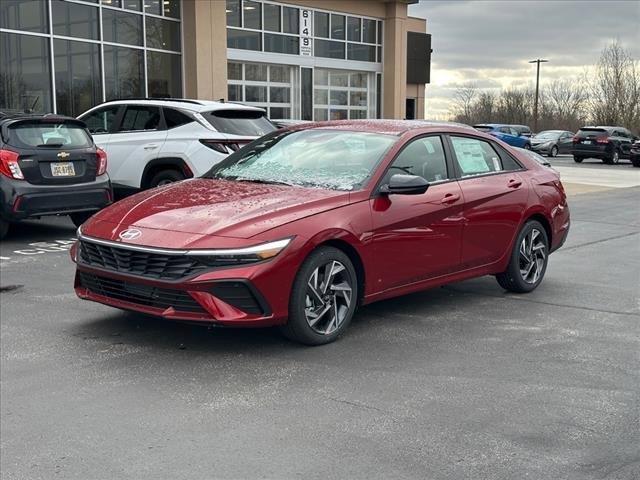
[[144, 144, 159, 150], [508, 179, 522, 188], [441, 193, 461, 204]]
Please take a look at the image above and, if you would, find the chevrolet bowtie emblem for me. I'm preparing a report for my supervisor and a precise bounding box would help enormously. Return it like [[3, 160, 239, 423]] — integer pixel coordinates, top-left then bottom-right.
[[57, 151, 70, 159]]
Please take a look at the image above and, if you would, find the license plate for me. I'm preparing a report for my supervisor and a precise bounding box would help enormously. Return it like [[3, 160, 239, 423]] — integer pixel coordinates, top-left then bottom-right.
[[582, 140, 592, 145], [51, 162, 75, 176]]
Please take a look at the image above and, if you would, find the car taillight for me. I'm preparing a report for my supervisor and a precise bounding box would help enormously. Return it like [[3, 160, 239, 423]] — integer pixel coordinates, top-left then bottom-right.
[[96, 148, 107, 175], [200, 140, 230, 154], [0, 149, 24, 180], [596, 136, 609, 144], [572, 136, 580, 143]]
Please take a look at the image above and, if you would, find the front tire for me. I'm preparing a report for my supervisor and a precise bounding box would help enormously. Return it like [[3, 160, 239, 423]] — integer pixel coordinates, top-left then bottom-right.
[[549, 146, 558, 157], [280, 247, 358, 345], [573, 156, 584, 163], [496, 220, 549, 293], [523, 143, 531, 150], [631, 157, 640, 168]]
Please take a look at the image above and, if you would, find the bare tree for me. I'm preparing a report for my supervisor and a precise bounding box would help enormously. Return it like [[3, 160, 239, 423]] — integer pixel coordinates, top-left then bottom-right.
[[451, 83, 478, 124], [588, 41, 640, 131]]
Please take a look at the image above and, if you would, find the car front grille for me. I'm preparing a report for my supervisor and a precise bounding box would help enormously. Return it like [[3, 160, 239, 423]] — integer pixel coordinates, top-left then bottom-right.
[[79, 240, 209, 280], [78, 272, 207, 314]]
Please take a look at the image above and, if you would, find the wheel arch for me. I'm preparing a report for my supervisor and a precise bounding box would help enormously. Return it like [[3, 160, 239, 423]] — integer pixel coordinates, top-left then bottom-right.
[[140, 157, 193, 189], [525, 211, 553, 247], [313, 237, 366, 305]]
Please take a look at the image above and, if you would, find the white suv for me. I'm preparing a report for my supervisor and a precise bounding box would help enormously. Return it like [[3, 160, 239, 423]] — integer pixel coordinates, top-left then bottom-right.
[[77, 99, 276, 195]]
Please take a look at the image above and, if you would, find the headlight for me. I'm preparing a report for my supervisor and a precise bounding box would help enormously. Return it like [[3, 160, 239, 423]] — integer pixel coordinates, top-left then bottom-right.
[[186, 238, 292, 267]]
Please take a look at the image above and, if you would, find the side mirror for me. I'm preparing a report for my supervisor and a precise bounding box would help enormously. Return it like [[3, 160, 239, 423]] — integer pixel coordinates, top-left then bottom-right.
[[380, 174, 429, 195]]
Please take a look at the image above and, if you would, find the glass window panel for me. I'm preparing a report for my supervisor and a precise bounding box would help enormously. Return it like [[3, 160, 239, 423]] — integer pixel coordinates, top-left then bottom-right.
[[350, 73, 367, 88], [314, 108, 328, 121], [245, 85, 267, 103], [269, 87, 290, 104], [347, 17, 361, 42], [350, 91, 367, 107], [146, 16, 181, 51], [314, 89, 328, 105], [120, 105, 161, 131], [376, 73, 381, 118], [163, 0, 180, 18], [348, 44, 376, 62], [264, 3, 280, 32], [331, 14, 345, 40], [450, 136, 503, 177], [264, 33, 299, 55], [269, 65, 290, 83], [104, 45, 144, 101], [82, 105, 120, 134], [227, 29, 261, 51], [330, 109, 348, 120], [52, 1, 99, 40], [314, 12, 329, 38], [0, 0, 48, 33], [362, 19, 376, 44], [243, 1, 261, 30], [330, 90, 348, 106], [329, 72, 348, 87], [226, 0, 240, 27], [143, 0, 161, 15], [245, 63, 267, 81], [103, 9, 143, 46], [54, 39, 102, 117], [101, 0, 121, 7], [377, 46, 382, 63], [314, 69, 328, 86], [228, 84, 242, 101], [282, 6, 298, 34], [147, 51, 182, 98], [123, 0, 142, 11], [0, 32, 52, 113], [301, 67, 312, 121], [314, 39, 345, 59], [270, 107, 290, 119], [349, 110, 367, 119], [386, 137, 448, 183], [227, 62, 242, 80], [377, 20, 382, 45], [164, 108, 192, 128]]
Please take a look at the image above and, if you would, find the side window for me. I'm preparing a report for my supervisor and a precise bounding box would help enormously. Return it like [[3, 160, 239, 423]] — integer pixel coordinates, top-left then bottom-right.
[[119, 106, 161, 132], [509, 127, 519, 136], [163, 108, 193, 129], [383, 136, 448, 185], [81, 106, 119, 134], [450, 136, 511, 177]]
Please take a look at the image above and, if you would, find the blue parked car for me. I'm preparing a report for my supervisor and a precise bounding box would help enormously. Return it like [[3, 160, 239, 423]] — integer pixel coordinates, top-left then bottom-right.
[[473, 124, 532, 149]]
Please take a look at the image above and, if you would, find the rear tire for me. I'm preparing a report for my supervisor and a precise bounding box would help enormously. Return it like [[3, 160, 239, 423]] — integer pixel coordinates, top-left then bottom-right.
[[631, 157, 640, 168], [280, 246, 358, 346], [70, 212, 94, 228], [549, 146, 558, 158], [149, 169, 185, 188], [523, 143, 531, 150], [0, 219, 9, 240], [496, 220, 549, 293], [573, 156, 583, 163]]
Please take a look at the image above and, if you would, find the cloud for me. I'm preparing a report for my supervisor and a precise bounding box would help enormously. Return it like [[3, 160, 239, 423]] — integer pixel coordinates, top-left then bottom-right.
[[408, 0, 640, 117]]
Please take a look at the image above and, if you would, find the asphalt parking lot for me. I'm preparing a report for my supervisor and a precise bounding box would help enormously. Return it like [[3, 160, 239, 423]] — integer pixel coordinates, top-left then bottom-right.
[[1, 159, 639, 480]]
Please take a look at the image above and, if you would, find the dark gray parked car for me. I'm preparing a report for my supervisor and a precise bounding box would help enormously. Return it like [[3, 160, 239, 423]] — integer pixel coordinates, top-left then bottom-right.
[[531, 130, 574, 157]]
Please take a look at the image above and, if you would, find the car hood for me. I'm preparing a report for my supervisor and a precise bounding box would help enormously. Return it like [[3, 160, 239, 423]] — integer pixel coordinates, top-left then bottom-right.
[[85, 178, 350, 241], [531, 138, 554, 144]]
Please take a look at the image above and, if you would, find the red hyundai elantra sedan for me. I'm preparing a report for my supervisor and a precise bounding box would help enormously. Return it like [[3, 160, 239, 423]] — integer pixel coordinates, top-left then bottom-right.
[[71, 121, 570, 345]]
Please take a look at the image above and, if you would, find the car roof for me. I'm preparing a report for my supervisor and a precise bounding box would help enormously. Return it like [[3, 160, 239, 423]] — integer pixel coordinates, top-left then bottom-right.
[[287, 119, 476, 136], [84, 98, 266, 114], [0, 112, 83, 126]]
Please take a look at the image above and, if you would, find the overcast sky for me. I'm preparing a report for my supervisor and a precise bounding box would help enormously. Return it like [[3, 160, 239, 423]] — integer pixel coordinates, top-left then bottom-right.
[[407, 0, 640, 119]]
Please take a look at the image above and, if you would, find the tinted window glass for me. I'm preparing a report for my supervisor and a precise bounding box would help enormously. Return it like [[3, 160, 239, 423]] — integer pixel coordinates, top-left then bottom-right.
[[264, 3, 280, 32], [282, 6, 298, 34], [146, 16, 180, 51], [143, 0, 161, 15], [123, 0, 142, 11], [147, 51, 181, 98], [54, 39, 102, 117], [474, 125, 493, 133], [104, 45, 145, 100], [226, 0, 240, 27], [314, 39, 345, 59], [227, 29, 261, 50], [264, 33, 299, 55], [384, 136, 448, 184], [228, 62, 242, 80], [243, 1, 261, 29], [347, 17, 361, 42], [0, 0, 48, 33], [163, 108, 193, 129], [8, 121, 92, 149], [81, 106, 120, 134], [202, 110, 275, 136], [451, 136, 504, 177], [52, 1, 99, 40], [362, 19, 376, 43], [347, 44, 376, 62], [331, 14, 345, 40], [119, 106, 161, 131], [163, 0, 180, 19], [102, 9, 143, 46], [314, 12, 329, 38], [0, 32, 52, 113]]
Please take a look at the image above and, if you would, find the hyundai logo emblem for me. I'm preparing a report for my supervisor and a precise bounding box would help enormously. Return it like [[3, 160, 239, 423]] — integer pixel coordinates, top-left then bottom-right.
[[119, 228, 142, 241]]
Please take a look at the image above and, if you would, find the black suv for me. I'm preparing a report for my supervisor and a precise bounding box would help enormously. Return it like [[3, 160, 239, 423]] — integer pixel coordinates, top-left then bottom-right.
[[572, 126, 636, 164], [0, 113, 113, 239]]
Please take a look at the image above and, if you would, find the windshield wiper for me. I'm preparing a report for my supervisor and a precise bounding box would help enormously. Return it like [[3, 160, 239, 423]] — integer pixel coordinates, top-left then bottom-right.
[[37, 143, 64, 147], [235, 177, 295, 187]]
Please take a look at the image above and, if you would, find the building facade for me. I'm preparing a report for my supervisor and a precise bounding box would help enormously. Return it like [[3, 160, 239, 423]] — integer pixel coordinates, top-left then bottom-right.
[[0, 0, 429, 119]]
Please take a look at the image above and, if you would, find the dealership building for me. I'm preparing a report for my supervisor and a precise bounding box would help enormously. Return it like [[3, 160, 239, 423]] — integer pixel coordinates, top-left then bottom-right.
[[0, 0, 431, 120]]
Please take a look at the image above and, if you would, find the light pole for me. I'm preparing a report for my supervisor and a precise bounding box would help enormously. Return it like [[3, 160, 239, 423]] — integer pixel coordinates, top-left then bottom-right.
[[529, 59, 548, 133]]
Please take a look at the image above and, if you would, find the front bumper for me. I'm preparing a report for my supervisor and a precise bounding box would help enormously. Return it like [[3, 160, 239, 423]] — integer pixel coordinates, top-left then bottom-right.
[[1, 175, 112, 221], [531, 143, 552, 154]]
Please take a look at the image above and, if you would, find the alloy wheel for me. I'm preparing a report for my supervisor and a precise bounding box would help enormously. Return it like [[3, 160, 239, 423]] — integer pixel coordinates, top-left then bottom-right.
[[550, 146, 558, 157], [304, 260, 353, 335], [612, 151, 620, 164], [519, 228, 547, 284]]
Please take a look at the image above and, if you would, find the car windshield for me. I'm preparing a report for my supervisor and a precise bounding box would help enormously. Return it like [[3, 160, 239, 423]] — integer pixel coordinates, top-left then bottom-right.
[[7, 121, 92, 149], [534, 131, 560, 139], [205, 129, 397, 191]]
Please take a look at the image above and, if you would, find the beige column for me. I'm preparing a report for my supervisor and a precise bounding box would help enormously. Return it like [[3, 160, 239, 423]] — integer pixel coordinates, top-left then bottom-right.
[[182, 0, 228, 101], [382, 2, 408, 119]]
